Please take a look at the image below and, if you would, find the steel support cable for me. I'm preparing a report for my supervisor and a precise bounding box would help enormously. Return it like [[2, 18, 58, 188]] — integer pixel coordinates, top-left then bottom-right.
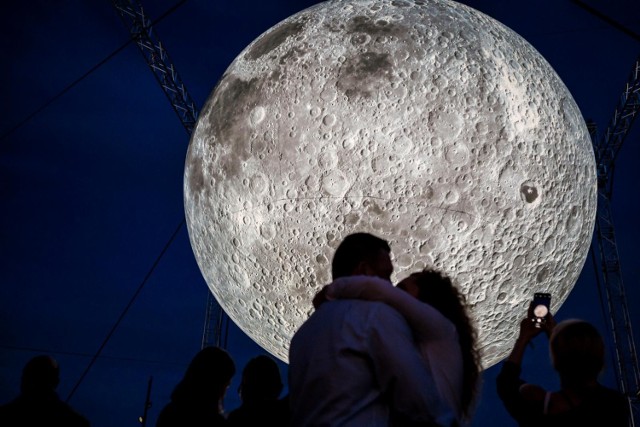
[[0, 344, 185, 367], [0, 0, 188, 143], [571, 0, 640, 42], [66, 219, 185, 402], [64, 1, 192, 402], [3, 0, 197, 404]]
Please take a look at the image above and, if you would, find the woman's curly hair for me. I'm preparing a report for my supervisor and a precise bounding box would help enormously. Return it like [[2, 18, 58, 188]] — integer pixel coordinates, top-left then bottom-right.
[[410, 269, 482, 419]]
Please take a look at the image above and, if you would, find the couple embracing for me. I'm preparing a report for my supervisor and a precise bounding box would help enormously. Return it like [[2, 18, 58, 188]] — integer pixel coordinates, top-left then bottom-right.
[[289, 232, 481, 427]]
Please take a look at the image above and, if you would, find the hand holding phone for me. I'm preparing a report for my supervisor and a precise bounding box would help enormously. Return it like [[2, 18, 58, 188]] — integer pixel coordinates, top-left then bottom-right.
[[532, 292, 551, 328]]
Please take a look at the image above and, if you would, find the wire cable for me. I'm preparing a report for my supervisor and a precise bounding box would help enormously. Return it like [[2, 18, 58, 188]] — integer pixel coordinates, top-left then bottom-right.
[[0, 344, 185, 367], [571, 0, 640, 42], [0, 41, 131, 143], [0, 0, 188, 143], [62, 1, 192, 402], [65, 219, 185, 402]]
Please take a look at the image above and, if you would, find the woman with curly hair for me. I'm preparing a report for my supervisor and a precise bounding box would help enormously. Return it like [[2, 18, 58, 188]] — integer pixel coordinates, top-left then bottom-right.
[[320, 269, 481, 425]]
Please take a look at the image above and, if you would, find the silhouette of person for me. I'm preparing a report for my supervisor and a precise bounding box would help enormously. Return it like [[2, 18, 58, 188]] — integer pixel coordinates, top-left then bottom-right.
[[227, 355, 289, 426], [322, 269, 482, 425], [288, 232, 455, 426], [496, 305, 630, 426], [0, 355, 90, 426], [156, 346, 236, 427]]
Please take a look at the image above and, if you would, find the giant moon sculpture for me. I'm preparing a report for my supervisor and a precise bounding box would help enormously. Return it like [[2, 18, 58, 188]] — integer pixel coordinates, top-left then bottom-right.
[[184, 0, 596, 367]]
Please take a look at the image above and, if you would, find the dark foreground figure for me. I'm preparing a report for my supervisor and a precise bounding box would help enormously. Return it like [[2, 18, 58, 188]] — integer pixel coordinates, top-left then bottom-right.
[[322, 269, 481, 425], [497, 307, 629, 427], [227, 355, 290, 426], [157, 346, 235, 427], [0, 355, 90, 427], [289, 232, 455, 426]]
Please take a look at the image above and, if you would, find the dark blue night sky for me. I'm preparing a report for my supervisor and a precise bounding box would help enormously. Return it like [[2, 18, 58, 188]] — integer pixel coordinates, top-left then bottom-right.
[[1, 1, 639, 426]]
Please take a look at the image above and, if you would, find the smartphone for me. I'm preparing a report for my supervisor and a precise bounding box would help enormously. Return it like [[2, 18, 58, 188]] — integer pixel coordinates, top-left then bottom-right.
[[532, 292, 551, 328]]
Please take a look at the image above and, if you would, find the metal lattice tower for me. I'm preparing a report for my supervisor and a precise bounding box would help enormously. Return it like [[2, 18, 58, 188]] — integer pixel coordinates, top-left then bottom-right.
[[111, 0, 227, 349], [112, 0, 198, 134], [589, 55, 640, 422], [201, 292, 230, 349]]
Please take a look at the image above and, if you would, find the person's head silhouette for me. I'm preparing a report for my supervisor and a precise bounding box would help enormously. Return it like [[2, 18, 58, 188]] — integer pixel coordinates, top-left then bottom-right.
[[172, 346, 236, 405], [238, 355, 283, 404], [549, 319, 605, 385], [21, 355, 60, 395], [331, 232, 392, 280]]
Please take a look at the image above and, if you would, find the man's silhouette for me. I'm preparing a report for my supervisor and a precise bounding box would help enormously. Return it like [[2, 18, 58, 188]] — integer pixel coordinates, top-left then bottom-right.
[[289, 232, 454, 426]]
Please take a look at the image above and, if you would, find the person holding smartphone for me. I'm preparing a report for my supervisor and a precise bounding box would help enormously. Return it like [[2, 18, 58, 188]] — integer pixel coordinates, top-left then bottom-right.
[[496, 300, 629, 427]]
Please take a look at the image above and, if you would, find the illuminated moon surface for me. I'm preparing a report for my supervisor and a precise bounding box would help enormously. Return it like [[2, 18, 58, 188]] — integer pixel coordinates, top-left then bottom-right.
[[184, 0, 596, 367]]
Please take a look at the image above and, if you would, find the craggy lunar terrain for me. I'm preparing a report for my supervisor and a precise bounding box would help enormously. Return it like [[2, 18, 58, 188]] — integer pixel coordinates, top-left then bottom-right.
[[184, 0, 596, 367]]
